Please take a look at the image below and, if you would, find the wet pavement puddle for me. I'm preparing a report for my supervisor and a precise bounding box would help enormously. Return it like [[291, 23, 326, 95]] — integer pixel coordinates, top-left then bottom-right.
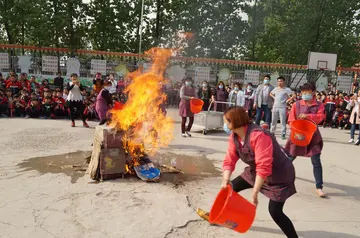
[[17, 151, 220, 186], [150, 152, 221, 187], [17, 151, 91, 183]]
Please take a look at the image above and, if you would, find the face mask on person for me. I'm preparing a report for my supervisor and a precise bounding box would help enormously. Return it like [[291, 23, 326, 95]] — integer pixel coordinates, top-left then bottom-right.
[[202, 83, 207, 88], [223, 123, 231, 135], [264, 80, 270, 85], [234, 87, 239, 91], [219, 85, 224, 89], [185, 82, 191, 86], [247, 86, 252, 90], [302, 94, 313, 101]]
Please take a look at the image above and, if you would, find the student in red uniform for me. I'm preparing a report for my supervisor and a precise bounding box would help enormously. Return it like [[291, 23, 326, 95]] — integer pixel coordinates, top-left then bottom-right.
[[40, 79, 50, 94], [323, 92, 337, 128], [34, 87, 43, 101], [10, 94, 26, 117], [25, 98, 41, 118], [218, 106, 298, 237], [0, 90, 9, 117], [285, 83, 326, 197], [42, 96, 55, 119], [6, 77, 22, 95], [53, 91, 66, 117], [83, 100, 97, 121], [20, 89, 30, 102]]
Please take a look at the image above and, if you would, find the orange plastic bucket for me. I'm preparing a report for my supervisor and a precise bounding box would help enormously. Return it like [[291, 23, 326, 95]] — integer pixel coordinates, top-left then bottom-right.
[[190, 98, 204, 114], [209, 184, 256, 233], [290, 119, 317, 146]]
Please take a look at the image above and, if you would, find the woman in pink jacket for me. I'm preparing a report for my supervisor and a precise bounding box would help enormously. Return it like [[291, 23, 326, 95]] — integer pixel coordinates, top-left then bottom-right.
[[220, 106, 298, 237]]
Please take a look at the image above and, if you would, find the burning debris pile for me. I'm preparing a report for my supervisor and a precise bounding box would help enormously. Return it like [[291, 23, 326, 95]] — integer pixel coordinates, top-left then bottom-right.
[[88, 48, 175, 181]]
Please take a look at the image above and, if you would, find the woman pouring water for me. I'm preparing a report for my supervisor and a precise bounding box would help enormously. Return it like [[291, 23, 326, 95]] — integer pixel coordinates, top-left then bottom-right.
[[199, 106, 298, 238]]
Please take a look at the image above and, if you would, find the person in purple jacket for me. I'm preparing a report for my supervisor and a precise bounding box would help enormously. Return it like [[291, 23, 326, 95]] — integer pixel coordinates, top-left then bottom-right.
[[95, 81, 113, 125]]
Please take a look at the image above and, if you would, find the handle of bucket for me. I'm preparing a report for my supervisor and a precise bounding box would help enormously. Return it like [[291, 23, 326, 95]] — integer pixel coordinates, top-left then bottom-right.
[[227, 182, 235, 198]]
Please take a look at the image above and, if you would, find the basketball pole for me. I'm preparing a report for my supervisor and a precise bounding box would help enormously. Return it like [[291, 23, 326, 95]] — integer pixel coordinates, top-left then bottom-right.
[[138, 0, 145, 60]]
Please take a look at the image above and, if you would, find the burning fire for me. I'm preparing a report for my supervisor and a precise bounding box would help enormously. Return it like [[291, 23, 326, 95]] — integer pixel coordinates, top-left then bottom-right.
[[110, 48, 174, 161]]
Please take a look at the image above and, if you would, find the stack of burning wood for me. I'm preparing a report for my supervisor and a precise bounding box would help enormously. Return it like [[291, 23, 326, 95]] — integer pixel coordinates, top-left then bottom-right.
[[88, 125, 161, 182]]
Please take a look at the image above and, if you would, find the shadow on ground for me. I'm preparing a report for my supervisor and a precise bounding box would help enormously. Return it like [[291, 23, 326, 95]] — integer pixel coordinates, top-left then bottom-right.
[[297, 177, 360, 201], [251, 226, 360, 238]]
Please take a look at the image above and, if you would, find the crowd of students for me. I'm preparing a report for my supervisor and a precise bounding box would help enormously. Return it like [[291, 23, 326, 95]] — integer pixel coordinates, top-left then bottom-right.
[[0, 71, 127, 127]]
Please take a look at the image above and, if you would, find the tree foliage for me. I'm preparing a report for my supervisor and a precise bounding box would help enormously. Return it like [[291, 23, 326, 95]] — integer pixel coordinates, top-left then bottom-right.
[[245, 0, 360, 67], [0, 0, 359, 66]]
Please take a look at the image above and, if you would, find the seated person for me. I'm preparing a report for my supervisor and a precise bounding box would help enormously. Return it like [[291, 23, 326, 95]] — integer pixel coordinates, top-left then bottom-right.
[[26, 98, 41, 118], [42, 96, 55, 119], [339, 110, 351, 130], [53, 91, 66, 117], [10, 94, 26, 117]]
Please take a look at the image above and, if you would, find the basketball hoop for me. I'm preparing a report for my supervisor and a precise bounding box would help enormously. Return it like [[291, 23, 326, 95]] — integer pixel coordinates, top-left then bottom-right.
[[307, 52, 337, 72]]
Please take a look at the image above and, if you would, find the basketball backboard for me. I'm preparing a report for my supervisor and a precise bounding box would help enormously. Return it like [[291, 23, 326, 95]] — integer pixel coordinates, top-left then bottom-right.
[[307, 52, 337, 71]]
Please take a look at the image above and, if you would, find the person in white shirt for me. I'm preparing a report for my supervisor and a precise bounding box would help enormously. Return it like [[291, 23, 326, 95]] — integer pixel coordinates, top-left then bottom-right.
[[108, 73, 118, 94], [270, 76, 295, 139], [66, 73, 89, 128], [228, 82, 245, 107]]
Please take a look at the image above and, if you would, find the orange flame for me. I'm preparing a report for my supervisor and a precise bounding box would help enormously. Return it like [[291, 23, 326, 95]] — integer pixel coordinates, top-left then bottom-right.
[[110, 48, 174, 158]]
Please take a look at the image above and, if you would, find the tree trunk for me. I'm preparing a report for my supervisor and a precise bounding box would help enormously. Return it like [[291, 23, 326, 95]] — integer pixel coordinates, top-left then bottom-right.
[[155, 0, 162, 45], [251, 0, 258, 61]]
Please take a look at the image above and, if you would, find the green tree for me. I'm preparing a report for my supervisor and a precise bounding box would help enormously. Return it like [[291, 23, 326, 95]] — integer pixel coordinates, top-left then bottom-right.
[[250, 0, 360, 67]]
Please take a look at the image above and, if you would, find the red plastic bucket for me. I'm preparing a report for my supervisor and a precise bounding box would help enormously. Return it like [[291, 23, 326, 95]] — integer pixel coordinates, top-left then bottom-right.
[[290, 119, 317, 146], [209, 184, 256, 233], [190, 98, 204, 114]]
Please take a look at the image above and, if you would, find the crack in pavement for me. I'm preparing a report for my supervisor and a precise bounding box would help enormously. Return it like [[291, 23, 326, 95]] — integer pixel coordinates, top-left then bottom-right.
[[164, 219, 202, 238]]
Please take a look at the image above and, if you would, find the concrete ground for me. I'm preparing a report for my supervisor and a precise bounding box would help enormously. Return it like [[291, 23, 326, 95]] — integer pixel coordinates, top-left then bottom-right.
[[0, 108, 359, 238]]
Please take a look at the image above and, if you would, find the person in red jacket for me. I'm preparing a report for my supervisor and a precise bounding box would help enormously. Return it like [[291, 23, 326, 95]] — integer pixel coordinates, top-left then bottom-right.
[[200, 106, 298, 237], [6, 77, 22, 95], [10, 94, 26, 117], [53, 91, 66, 117], [27, 92, 40, 107], [25, 98, 42, 118], [0, 90, 9, 117], [323, 92, 338, 128], [40, 79, 50, 94]]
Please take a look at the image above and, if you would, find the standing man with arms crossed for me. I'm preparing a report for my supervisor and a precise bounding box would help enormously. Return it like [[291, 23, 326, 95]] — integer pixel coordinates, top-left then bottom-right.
[[254, 75, 274, 125], [270, 76, 295, 139]]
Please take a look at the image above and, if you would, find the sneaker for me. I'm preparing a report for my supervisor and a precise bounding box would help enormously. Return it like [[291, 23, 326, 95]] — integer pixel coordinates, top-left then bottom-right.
[[71, 121, 75, 127], [83, 122, 89, 128], [25, 115, 30, 119], [349, 138, 355, 143], [181, 133, 187, 137], [316, 189, 326, 198], [185, 131, 192, 137], [281, 134, 286, 140], [355, 140, 360, 146]]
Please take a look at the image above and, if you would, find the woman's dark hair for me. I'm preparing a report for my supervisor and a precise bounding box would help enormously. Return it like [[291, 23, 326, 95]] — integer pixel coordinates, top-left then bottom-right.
[[234, 82, 242, 88], [218, 81, 225, 86], [247, 83, 253, 86], [264, 75, 271, 79], [224, 106, 251, 128], [300, 83, 315, 92], [70, 73, 78, 78], [184, 76, 193, 82]]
